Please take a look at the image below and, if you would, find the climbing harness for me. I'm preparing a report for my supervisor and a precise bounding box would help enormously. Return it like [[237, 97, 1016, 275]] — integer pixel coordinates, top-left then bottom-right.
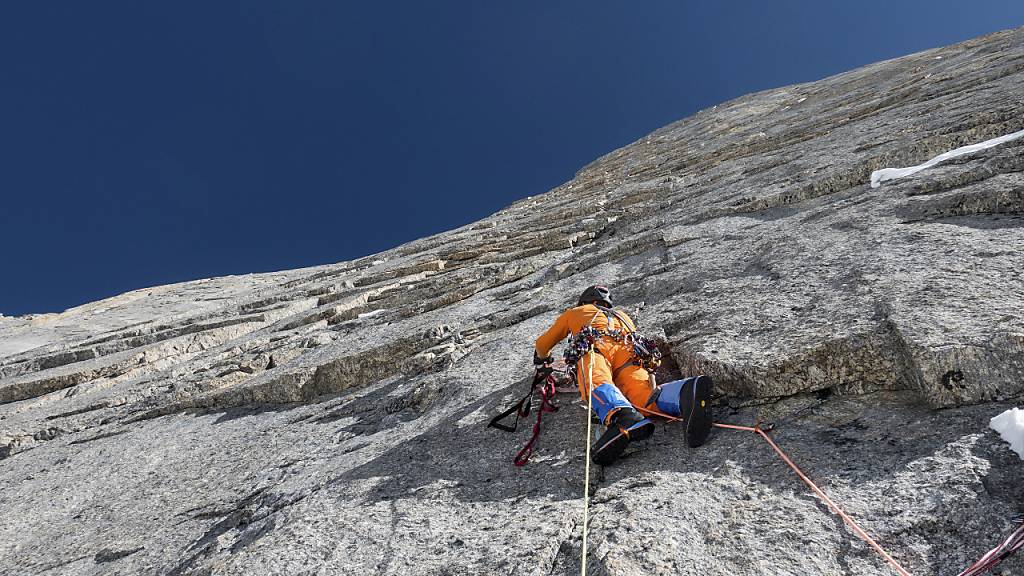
[[496, 350, 1021, 574], [486, 337, 596, 572], [561, 306, 663, 380], [487, 367, 560, 466], [562, 328, 663, 374], [490, 304, 659, 571], [498, 297, 1022, 573]]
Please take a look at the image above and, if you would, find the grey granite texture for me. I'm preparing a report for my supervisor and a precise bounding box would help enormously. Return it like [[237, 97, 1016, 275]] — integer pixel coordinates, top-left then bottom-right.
[[2, 27, 1023, 576]]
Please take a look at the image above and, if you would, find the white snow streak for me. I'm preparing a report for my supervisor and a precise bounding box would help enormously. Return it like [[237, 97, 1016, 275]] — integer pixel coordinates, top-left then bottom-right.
[[990, 408, 1024, 460], [869, 128, 1024, 188]]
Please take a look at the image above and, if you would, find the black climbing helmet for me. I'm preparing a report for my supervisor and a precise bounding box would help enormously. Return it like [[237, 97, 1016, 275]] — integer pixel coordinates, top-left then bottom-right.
[[577, 285, 612, 308]]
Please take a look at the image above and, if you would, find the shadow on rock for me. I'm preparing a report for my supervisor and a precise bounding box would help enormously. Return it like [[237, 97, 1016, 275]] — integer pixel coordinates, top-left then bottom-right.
[[592, 395, 1024, 576], [329, 376, 592, 505], [619, 395, 1011, 490]]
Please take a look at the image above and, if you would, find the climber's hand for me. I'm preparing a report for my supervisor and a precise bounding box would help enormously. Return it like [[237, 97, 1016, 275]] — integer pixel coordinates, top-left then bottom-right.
[[533, 351, 554, 366]]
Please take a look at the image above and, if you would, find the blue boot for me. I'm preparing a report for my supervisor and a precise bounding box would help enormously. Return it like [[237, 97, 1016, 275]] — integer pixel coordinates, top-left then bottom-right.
[[590, 383, 654, 465], [654, 375, 713, 447]]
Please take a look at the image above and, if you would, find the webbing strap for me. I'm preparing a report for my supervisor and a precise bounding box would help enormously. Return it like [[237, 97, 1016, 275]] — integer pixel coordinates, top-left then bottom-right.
[[511, 377, 558, 467], [612, 361, 640, 380], [597, 305, 637, 333], [486, 394, 531, 433], [488, 368, 553, 433]]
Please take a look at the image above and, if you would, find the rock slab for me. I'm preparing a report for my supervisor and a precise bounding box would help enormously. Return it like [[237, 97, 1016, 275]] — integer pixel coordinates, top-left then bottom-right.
[[2, 27, 1024, 576]]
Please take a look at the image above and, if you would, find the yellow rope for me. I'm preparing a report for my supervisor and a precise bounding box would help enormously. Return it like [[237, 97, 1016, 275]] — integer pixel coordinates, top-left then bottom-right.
[[581, 348, 595, 576]]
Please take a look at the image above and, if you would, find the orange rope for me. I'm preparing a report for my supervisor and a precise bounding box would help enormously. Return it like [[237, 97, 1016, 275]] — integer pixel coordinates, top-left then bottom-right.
[[637, 408, 914, 576], [739, 424, 912, 576]]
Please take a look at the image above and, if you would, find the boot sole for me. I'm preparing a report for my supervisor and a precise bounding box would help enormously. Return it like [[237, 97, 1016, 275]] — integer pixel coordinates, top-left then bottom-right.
[[683, 375, 713, 448]]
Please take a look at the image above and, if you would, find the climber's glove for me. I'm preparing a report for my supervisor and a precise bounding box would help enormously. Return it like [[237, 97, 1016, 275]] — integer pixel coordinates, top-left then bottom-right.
[[533, 351, 554, 366]]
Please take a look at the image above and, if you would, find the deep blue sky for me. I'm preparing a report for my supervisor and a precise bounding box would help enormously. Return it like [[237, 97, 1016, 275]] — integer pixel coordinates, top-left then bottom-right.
[[2, 2, 1022, 315]]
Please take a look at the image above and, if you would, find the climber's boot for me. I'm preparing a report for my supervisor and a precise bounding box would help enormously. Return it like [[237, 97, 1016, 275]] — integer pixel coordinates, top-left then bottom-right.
[[590, 383, 654, 465], [654, 375, 713, 448]]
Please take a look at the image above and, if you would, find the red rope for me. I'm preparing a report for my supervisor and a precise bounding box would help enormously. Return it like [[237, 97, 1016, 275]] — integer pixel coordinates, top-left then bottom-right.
[[499, 378, 1022, 575], [710, 420, 1024, 576], [716, 422, 913, 576], [636, 408, 914, 576], [512, 375, 559, 466], [956, 522, 1024, 576]]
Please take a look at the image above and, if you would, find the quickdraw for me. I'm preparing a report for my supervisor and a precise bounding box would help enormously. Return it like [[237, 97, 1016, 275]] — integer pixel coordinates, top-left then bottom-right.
[[562, 325, 605, 368], [631, 334, 664, 372], [492, 306, 1023, 575]]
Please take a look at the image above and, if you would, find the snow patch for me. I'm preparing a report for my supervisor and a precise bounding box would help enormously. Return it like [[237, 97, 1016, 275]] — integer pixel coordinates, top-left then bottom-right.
[[357, 309, 386, 319], [870, 128, 1024, 188], [990, 408, 1024, 460]]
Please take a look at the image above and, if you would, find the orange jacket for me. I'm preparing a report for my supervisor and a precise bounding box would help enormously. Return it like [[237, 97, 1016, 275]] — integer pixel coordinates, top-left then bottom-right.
[[535, 304, 638, 362]]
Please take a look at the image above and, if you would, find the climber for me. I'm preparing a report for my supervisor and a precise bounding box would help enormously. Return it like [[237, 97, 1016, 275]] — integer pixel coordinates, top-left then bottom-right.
[[533, 285, 713, 465]]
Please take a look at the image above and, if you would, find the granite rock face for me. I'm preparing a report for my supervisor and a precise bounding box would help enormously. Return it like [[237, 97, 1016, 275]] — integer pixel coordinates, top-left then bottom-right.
[[2, 28, 1024, 576]]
